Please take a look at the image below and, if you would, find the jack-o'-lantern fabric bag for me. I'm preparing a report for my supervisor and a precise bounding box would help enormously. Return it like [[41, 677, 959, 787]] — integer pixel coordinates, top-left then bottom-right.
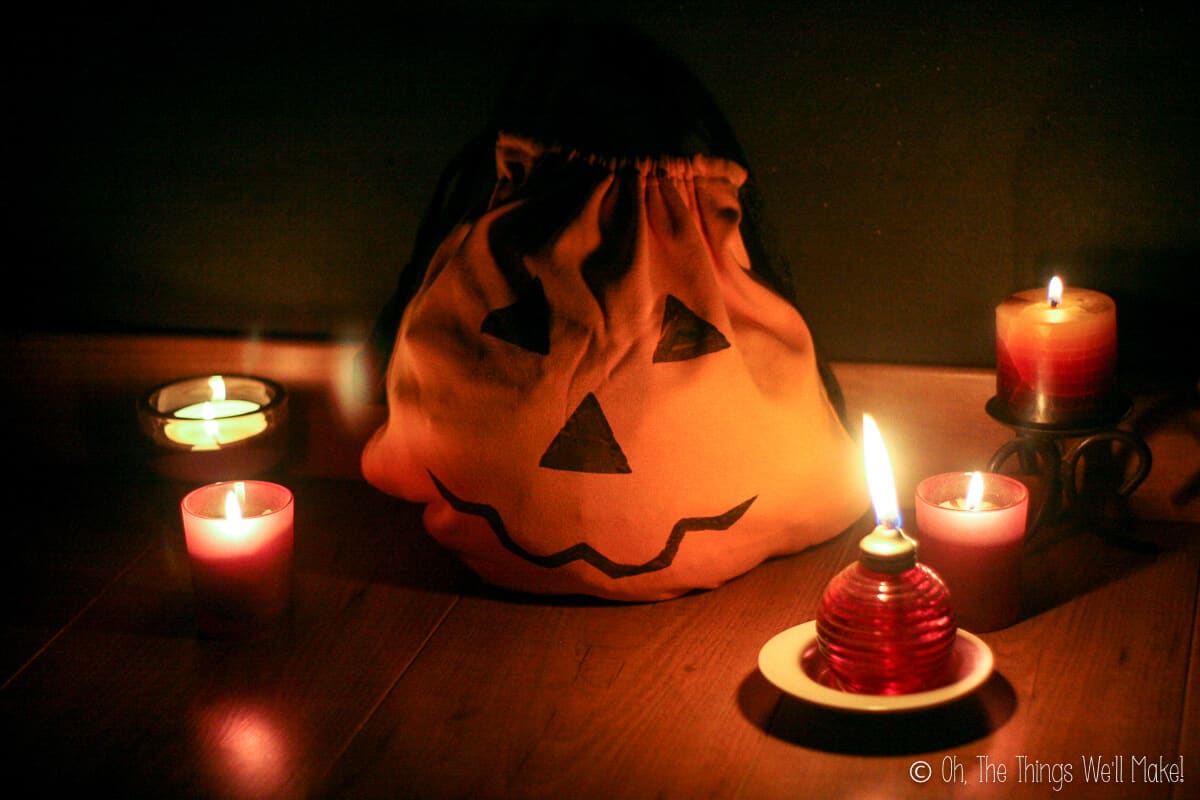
[[360, 24, 867, 601]]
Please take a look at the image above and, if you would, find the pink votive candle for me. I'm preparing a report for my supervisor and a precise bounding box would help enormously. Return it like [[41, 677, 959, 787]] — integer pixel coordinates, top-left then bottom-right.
[[915, 472, 1029, 632], [181, 480, 295, 638]]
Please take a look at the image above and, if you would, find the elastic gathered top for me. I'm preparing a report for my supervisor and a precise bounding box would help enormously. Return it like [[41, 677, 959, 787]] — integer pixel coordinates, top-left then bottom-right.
[[495, 131, 748, 188]]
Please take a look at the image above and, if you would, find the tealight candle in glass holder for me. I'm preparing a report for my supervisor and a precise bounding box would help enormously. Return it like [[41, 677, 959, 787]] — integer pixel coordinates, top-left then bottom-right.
[[138, 374, 288, 483]]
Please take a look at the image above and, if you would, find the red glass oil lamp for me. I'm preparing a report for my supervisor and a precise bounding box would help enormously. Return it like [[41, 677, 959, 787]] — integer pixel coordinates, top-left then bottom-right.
[[816, 414, 957, 694]]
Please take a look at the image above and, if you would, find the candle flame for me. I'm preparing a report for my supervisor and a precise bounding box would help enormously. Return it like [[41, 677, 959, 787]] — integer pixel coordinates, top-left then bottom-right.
[[1047, 275, 1063, 308], [965, 470, 985, 511], [198, 376, 226, 423], [862, 413, 901, 529], [224, 487, 244, 521]]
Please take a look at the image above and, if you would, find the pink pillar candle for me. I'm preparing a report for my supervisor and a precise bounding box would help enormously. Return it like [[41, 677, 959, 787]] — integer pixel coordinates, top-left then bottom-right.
[[915, 472, 1029, 632], [181, 480, 295, 638], [995, 276, 1117, 425]]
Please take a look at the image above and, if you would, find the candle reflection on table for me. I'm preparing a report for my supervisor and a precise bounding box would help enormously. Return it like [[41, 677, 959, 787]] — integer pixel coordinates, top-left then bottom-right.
[[194, 700, 295, 798]]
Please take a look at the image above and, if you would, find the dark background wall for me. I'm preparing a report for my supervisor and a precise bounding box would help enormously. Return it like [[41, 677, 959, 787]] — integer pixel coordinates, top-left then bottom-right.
[[7, 1, 1197, 377]]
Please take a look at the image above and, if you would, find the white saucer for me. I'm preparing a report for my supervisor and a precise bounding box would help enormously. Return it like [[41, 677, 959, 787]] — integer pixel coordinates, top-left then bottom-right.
[[757, 620, 994, 713]]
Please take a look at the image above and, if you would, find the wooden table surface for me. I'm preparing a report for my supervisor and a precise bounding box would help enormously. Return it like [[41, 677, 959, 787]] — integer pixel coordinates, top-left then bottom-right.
[[1, 333, 1196, 799], [1, 466, 1196, 799]]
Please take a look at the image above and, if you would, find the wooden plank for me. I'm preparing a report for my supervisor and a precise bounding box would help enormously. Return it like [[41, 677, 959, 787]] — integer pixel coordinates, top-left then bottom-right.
[[320, 516, 868, 798], [0, 476, 469, 797], [1, 467, 162, 684]]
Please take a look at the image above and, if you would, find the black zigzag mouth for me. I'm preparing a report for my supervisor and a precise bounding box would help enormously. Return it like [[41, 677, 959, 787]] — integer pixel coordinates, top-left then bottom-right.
[[428, 471, 756, 579]]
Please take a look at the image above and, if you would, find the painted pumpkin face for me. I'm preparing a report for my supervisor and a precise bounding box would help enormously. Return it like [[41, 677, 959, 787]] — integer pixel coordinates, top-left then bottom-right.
[[362, 133, 867, 601]]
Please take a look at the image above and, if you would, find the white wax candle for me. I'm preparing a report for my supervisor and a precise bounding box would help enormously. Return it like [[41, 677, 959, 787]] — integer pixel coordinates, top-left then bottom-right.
[[173, 399, 262, 419]]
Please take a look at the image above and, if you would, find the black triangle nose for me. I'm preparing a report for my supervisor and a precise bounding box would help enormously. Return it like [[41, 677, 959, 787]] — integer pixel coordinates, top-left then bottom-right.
[[539, 393, 631, 474]]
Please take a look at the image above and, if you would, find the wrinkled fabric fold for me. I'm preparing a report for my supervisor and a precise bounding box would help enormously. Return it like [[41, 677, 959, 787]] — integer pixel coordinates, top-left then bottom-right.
[[363, 133, 867, 601]]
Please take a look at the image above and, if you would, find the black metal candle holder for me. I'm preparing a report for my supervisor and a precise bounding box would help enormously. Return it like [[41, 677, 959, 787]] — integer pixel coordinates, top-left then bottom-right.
[[985, 395, 1151, 537]]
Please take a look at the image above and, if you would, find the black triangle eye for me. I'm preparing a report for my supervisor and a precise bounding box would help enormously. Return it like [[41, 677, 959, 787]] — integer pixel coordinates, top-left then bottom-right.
[[652, 295, 731, 363], [481, 278, 551, 354], [539, 393, 631, 474]]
